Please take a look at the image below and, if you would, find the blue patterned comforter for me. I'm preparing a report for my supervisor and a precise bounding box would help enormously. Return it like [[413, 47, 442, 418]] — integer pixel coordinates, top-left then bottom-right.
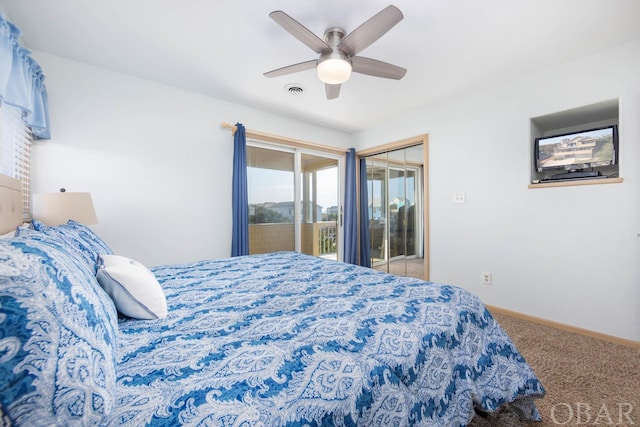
[[111, 252, 544, 426]]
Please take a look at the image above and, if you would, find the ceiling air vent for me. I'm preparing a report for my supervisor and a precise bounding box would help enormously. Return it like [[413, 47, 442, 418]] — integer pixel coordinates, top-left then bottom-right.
[[284, 84, 306, 96]]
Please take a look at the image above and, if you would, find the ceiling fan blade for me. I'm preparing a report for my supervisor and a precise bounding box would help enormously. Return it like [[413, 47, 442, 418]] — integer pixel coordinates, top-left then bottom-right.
[[264, 59, 317, 78], [338, 5, 403, 56], [351, 56, 407, 80], [269, 10, 332, 54], [325, 83, 341, 100]]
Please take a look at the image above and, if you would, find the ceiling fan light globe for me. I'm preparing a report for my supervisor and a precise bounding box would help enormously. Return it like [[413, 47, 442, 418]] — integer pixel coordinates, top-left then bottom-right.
[[317, 58, 352, 84]]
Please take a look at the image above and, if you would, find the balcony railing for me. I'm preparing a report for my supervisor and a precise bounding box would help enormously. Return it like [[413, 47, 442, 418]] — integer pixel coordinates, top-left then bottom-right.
[[250, 221, 337, 259], [318, 222, 337, 256], [301, 221, 337, 258]]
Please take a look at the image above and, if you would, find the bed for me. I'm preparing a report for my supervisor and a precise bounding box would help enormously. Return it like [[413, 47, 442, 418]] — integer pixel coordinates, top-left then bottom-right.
[[0, 176, 545, 426]]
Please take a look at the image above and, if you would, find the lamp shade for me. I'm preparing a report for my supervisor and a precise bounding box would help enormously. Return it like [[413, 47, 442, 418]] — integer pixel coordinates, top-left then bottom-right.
[[317, 58, 352, 84], [33, 191, 98, 226]]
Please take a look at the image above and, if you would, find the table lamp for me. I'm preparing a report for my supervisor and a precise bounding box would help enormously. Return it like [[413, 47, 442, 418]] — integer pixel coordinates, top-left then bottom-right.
[[32, 188, 98, 226]]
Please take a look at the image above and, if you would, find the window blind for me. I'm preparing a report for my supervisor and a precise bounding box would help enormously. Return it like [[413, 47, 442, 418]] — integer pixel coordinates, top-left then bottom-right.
[[0, 102, 32, 218]]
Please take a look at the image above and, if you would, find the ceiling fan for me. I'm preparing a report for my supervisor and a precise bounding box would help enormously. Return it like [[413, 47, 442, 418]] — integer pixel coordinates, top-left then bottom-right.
[[264, 5, 407, 100]]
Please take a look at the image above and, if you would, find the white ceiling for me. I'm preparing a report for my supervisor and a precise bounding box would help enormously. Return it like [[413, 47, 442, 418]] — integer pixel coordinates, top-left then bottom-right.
[[3, 0, 640, 133]]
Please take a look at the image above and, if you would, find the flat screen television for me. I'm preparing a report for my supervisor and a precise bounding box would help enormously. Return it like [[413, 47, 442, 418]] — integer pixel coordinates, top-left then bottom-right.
[[534, 125, 618, 176]]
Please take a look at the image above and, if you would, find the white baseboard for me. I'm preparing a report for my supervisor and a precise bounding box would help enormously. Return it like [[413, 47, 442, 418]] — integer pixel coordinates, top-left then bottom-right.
[[486, 305, 640, 350]]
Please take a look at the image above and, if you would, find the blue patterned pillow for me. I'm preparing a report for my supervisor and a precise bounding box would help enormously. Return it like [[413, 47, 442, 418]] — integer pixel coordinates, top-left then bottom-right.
[[29, 219, 113, 273], [0, 235, 118, 425], [63, 220, 113, 255]]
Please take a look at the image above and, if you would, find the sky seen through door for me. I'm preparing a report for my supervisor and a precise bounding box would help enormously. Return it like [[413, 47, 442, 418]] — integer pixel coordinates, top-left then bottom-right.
[[248, 167, 338, 213]]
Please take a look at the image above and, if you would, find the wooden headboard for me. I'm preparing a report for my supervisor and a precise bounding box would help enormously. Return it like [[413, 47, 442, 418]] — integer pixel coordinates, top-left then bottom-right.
[[0, 174, 23, 234]]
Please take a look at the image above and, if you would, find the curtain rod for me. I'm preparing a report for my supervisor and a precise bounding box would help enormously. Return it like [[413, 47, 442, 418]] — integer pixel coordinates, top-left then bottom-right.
[[220, 122, 348, 156], [221, 122, 238, 135]]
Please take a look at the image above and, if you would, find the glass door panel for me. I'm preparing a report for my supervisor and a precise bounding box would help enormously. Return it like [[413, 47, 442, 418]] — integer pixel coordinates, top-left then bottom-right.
[[405, 169, 417, 257], [387, 149, 407, 276], [404, 144, 423, 262], [300, 153, 339, 260], [247, 146, 295, 254], [366, 156, 387, 266]]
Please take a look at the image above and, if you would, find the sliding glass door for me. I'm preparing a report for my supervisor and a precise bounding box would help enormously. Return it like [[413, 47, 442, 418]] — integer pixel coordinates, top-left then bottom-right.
[[246, 142, 342, 260], [365, 144, 424, 278]]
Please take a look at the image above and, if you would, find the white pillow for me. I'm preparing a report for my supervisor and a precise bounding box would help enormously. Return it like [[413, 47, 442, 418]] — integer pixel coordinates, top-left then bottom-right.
[[96, 254, 167, 320]]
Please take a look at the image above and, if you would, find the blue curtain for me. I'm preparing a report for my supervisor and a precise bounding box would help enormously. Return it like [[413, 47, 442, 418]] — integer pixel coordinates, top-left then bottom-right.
[[0, 16, 50, 139], [359, 158, 371, 267], [231, 123, 249, 256], [343, 148, 358, 264]]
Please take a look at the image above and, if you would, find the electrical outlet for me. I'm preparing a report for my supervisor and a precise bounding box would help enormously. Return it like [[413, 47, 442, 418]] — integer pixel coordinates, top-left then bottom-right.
[[482, 272, 492, 285], [453, 192, 466, 204]]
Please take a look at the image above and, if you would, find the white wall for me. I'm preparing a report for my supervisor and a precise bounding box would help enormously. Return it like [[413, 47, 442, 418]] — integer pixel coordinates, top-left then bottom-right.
[[30, 41, 640, 341], [353, 41, 640, 342], [31, 52, 351, 267]]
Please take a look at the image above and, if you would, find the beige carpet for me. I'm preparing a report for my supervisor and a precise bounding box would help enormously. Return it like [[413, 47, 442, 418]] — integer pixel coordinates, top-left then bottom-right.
[[469, 312, 640, 426]]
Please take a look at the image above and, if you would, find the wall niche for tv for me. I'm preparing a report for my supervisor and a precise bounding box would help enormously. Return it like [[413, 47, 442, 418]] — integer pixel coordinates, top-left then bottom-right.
[[529, 99, 622, 188]]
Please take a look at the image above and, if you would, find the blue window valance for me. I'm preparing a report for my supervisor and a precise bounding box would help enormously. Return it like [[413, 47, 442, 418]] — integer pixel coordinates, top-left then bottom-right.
[[0, 15, 50, 139]]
